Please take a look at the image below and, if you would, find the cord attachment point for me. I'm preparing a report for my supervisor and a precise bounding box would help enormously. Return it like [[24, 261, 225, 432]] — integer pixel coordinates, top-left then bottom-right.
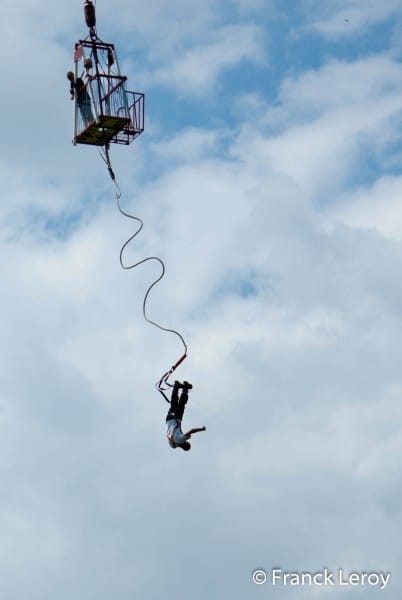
[[157, 353, 188, 402]]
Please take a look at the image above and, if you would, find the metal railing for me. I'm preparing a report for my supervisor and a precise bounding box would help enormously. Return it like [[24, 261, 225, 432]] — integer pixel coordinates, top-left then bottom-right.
[[75, 75, 144, 145]]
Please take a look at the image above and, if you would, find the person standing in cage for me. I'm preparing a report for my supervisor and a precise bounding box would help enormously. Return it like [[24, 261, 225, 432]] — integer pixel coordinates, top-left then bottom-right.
[[166, 381, 206, 451], [67, 71, 94, 127]]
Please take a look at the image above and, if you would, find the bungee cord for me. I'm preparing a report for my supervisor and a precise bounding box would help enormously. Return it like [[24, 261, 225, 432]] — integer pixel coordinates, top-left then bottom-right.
[[100, 145, 188, 401]]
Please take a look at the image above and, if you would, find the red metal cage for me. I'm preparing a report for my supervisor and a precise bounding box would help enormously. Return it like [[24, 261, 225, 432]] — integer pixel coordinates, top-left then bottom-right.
[[73, 39, 144, 147]]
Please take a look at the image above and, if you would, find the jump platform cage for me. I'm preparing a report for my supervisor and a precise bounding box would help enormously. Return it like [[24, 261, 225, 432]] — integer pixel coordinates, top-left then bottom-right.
[[72, 1, 144, 147]]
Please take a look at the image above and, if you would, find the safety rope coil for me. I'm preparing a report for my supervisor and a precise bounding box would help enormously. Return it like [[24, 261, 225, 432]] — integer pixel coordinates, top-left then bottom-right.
[[100, 146, 187, 401]]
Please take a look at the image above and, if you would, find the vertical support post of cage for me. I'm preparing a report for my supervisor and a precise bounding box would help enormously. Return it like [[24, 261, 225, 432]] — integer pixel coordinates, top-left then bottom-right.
[[112, 47, 130, 120], [91, 38, 104, 122], [73, 54, 78, 145]]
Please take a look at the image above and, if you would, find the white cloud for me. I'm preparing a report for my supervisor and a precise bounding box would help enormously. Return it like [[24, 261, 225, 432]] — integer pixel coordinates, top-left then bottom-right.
[[150, 127, 226, 163], [277, 56, 402, 117], [306, 0, 402, 39], [329, 175, 402, 240], [144, 24, 264, 96], [231, 56, 402, 202]]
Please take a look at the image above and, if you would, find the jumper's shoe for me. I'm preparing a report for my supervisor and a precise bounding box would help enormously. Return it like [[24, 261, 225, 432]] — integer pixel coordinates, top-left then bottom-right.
[[183, 381, 193, 390]]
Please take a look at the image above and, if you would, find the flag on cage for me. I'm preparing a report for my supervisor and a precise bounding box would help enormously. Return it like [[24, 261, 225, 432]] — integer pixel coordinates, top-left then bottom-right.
[[74, 44, 83, 62]]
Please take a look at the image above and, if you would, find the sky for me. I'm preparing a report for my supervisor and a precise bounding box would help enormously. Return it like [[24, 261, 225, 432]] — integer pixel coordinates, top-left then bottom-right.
[[1, 0, 402, 598]]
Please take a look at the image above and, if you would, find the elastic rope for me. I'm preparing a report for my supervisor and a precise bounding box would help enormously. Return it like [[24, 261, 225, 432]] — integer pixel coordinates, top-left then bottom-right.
[[99, 147, 187, 397]]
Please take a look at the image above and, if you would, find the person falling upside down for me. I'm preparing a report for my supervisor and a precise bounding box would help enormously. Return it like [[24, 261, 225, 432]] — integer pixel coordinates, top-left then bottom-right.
[[166, 381, 206, 451]]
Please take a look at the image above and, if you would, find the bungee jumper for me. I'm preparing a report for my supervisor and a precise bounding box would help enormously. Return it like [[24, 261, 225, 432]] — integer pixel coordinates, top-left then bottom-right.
[[166, 381, 206, 451], [68, 1, 197, 413]]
